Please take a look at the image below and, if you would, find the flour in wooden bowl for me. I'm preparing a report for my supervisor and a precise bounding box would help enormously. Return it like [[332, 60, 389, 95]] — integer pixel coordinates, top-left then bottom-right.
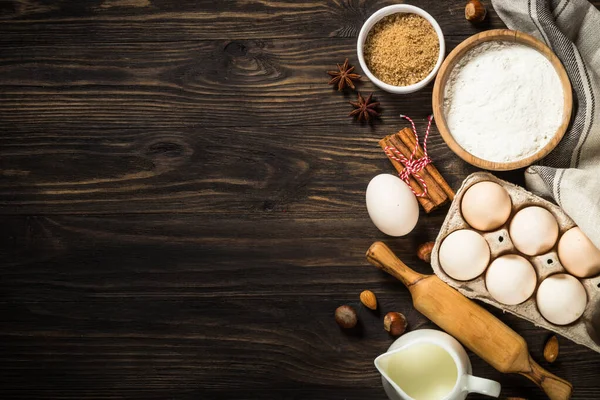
[[443, 41, 564, 163]]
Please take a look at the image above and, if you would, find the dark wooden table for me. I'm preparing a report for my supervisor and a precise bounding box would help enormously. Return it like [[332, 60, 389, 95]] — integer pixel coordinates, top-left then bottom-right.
[[1, 1, 599, 399]]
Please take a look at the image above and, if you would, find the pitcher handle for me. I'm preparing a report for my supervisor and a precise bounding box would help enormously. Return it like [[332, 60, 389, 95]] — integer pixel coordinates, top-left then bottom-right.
[[462, 374, 501, 398]]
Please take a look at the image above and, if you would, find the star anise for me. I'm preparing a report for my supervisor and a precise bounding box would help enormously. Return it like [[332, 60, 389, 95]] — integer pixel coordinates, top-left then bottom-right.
[[327, 58, 361, 91], [349, 92, 380, 122]]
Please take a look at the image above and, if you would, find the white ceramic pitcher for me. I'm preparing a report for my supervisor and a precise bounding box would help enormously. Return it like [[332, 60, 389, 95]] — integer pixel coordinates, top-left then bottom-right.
[[375, 329, 501, 400]]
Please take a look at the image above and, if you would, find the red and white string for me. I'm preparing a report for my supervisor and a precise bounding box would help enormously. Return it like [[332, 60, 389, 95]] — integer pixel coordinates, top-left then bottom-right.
[[384, 115, 434, 198]]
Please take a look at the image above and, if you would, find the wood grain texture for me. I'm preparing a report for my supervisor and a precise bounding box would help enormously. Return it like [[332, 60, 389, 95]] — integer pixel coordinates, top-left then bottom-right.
[[0, 0, 599, 399], [0, 0, 501, 43], [2, 215, 600, 400], [367, 242, 573, 400], [0, 124, 479, 215], [0, 37, 491, 130]]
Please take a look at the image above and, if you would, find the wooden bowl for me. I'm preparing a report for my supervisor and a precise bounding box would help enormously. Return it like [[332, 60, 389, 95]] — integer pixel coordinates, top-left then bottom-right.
[[432, 29, 573, 171]]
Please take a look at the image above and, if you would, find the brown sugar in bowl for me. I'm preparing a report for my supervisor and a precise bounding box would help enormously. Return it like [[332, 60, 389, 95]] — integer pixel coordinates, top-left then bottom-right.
[[432, 29, 572, 171], [357, 4, 445, 94]]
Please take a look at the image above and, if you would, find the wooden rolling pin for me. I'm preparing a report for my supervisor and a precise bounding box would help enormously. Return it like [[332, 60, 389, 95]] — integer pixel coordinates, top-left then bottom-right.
[[366, 242, 572, 400]]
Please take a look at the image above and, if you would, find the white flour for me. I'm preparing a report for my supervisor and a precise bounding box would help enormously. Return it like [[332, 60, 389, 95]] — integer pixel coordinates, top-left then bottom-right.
[[443, 41, 564, 163]]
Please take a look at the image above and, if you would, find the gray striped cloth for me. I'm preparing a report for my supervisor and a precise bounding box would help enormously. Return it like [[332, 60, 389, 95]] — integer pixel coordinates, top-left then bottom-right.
[[491, 0, 600, 248]]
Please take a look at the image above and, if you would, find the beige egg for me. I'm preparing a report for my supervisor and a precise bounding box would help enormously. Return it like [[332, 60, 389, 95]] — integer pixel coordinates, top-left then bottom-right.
[[558, 227, 600, 278], [461, 181, 512, 231], [509, 206, 559, 256], [439, 229, 490, 281], [537, 274, 587, 325], [366, 174, 419, 237], [485, 255, 537, 305]]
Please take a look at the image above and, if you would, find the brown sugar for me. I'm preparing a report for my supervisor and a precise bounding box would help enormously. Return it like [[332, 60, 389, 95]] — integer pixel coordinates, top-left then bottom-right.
[[364, 13, 440, 86]]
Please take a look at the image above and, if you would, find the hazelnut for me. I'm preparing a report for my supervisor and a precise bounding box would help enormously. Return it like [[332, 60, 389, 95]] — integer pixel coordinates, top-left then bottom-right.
[[335, 305, 358, 329], [384, 312, 407, 337], [544, 335, 559, 363], [360, 290, 378, 310], [465, 0, 487, 23], [417, 242, 435, 263]]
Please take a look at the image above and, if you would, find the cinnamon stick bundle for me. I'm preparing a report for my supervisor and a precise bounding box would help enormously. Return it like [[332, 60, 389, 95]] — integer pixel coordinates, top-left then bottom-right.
[[379, 128, 455, 213]]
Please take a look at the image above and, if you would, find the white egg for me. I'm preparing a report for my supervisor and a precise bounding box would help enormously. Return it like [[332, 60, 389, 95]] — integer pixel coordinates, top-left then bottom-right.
[[558, 227, 600, 278], [461, 181, 512, 231], [485, 254, 537, 305], [509, 206, 559, 256], [537, 274, 587, 325], [366, 174, 419, 237], [439, 229, 490, 281]]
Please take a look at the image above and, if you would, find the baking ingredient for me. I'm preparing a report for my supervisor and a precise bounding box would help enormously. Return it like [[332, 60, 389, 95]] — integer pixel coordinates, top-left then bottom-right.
[[327, 58, 361, 91], [363, 13, 439, 86], [383, 343, 458, 400], [509, 206, 559, 256], [536, 274, 587, 325], [544, 335, 559, 363], [349, 92, 380, 122], [465, 0, 487, 22], [417, 242, 435, 263], [367, 241, 574, 399], [461, 181, 512, 231], [485, 254, 537, 305], [335, 305, 358, 329], [444, 41, 564, 163], [380, 127, 455, 213], [366, 174, 419, 236], [360, 290, 377, 310], [429, 173, 599, 358], [439, 229, 490, 281], [384, 312, 408, 336], [558, 227, 600, 278]]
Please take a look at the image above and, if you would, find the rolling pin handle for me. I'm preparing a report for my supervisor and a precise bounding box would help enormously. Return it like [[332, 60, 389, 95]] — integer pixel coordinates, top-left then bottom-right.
[[366, 242, 425, 288], [519, 355, 573, 400]]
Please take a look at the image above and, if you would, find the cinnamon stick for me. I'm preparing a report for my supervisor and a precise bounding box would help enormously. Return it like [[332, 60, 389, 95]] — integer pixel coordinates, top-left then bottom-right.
[[380, 135, 438, 213], [379, 128, 455, 213], [387, 133, 447, 205], [400, 128, 455, 201]]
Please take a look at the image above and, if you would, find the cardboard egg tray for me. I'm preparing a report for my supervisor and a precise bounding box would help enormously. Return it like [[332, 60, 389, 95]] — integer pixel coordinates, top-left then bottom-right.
[[430, 172, 600, 353]]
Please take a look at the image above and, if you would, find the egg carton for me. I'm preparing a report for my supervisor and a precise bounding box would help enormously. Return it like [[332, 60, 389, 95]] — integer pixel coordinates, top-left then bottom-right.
[[431, 172, 600, 353]]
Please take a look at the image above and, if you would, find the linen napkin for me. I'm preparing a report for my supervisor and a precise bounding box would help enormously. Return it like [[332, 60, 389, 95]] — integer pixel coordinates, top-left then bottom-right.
[[491, 0, 600, 248]]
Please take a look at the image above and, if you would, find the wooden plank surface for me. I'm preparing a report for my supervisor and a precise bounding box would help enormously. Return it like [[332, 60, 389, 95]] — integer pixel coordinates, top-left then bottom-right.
[[1, 0, 599, 399]]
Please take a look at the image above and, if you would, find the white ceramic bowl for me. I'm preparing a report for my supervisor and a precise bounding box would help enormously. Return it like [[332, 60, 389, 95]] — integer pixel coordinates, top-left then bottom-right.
[[357, 4, 445, 94]]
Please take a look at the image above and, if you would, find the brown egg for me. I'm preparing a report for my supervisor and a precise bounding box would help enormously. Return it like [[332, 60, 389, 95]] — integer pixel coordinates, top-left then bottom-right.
[[461, 181, 512, 231], [558, 227, 600, 278]]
